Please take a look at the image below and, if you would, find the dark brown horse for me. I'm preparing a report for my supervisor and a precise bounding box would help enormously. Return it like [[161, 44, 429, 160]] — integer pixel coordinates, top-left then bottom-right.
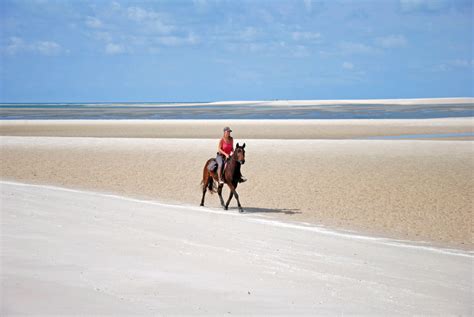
[[200, 143, 246, 212]]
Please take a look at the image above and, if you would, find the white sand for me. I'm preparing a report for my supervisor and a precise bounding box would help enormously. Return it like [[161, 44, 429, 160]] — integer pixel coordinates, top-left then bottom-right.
[[1, 181, 472, 315], [259, 97, 474, 106]]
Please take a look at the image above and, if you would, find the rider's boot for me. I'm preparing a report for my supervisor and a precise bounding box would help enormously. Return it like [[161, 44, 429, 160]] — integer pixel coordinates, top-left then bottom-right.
[[217, 170, 224, 185]]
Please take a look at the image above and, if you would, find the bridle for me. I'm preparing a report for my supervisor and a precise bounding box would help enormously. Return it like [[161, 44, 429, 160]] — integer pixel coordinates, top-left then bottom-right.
[[230, 148, 245, 165]]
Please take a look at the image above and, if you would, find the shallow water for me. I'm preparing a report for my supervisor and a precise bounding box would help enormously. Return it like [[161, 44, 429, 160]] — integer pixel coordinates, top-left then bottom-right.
[[1, 102, 473, 120], [361, 132, 474, 140]]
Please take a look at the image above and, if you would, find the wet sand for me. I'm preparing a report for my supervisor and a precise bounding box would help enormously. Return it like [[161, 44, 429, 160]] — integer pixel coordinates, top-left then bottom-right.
[[0, 118, 473, 139], [1, 118, 473, 249]]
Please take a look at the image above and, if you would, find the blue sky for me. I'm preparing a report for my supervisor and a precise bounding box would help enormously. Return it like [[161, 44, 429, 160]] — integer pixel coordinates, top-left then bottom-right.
[[1, 0, 472, 102]]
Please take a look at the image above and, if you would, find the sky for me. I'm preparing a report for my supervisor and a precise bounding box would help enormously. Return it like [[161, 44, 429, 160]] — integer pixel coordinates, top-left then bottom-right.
[[0, 0, 472, 102]]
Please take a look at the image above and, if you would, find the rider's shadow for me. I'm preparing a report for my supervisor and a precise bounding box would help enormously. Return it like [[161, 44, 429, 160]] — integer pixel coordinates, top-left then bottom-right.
[[228, 207, 301, 215]]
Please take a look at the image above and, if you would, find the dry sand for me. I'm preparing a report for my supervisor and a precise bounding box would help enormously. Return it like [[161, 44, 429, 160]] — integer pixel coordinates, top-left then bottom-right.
[[1, 129, 472, 249], [1, 182, 472, 315]]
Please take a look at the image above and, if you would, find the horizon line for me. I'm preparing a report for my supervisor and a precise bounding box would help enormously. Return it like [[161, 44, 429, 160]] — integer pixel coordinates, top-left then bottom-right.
[[0, 97, 473, 105]]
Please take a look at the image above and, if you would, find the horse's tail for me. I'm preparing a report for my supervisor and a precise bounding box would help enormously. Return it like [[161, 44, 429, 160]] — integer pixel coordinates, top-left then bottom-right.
[[202, 159, 216, 194]]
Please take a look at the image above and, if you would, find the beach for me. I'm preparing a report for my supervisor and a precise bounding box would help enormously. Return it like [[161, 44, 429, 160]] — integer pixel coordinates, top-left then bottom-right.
[[1, 117, 473, 314], [3, 0, 473, 312], [1, 118, 473, 249], [1, 181, 472, 315]]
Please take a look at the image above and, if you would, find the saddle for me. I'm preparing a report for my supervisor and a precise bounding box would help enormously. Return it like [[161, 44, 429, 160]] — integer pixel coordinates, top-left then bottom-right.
[[207, 159, 218, 172]]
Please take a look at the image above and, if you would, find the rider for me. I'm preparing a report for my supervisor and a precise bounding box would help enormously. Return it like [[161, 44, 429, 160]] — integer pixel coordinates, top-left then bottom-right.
[[216, 126, 247, 184]]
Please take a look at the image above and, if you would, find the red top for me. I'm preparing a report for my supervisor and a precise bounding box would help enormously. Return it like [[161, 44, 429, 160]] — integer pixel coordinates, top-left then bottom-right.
[[220, 138, 233, 156]]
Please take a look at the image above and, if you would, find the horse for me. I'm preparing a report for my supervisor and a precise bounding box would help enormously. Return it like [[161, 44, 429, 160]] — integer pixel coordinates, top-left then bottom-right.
[[200, 143, 246, 212]]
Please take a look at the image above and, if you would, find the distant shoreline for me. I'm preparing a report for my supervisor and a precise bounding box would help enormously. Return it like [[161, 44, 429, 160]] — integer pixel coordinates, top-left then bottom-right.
[[1, 98, 472, 120], [1, 97, 472, 107]]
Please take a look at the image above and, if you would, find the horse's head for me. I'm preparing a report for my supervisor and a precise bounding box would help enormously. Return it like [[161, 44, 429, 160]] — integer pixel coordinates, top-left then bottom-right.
[[234, 142, 246, 164]]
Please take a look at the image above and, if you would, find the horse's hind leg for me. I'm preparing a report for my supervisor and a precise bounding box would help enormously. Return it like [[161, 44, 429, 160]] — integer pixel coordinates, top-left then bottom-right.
[[200, 186, 206, 206], [200, 175, 210, 206], [217, 183, 225, 207]]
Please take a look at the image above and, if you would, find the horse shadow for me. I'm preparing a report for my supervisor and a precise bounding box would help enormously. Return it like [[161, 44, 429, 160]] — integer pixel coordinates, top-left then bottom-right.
[[227, 206, 301, 215]]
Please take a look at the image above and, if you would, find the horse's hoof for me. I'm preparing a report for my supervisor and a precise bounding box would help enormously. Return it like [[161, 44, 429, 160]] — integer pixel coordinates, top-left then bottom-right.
[[239, 208, 244, 213], [200, 203, 204, 207], [224, 206, 228, 210]]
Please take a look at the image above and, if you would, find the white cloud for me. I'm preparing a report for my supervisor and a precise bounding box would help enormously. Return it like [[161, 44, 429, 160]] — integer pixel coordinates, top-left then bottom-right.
[[225, 39, 311, 58], [156, 33, 199, 46], [449, 59, 474, 68], [85, 16, 103, 29], [292, 31, 321, 42], [105, 43, 125, 55], [34, 41, 63, 56], [127, 6, 158, 22], [187, 33, 200, 45], [375, 35, 407, 48], [4, 37, 64, 56], [432, 64, 449, 72], [239, 27, 259, 41], [340, 42, 376, 55], [93, 32, 113, 43], [399, 0, 448, 12], [126, 6, 174, 34], [147, 20, 175, 34], [4, 37, 26, 55], [342, 62, 354, 70], [432, 59, 474, 72], [111, 1, 121, 11], [225, 42, 266, 54], [82, 4, 183, 55]]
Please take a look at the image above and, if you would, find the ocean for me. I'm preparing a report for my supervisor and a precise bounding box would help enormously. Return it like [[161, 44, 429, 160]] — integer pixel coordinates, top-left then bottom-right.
[[0, 101, 473, 120]]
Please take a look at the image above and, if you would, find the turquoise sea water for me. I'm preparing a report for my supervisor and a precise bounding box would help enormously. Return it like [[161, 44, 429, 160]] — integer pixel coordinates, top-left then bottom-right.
[[360, 132, 474, 139], [0, 102, 473, 120]]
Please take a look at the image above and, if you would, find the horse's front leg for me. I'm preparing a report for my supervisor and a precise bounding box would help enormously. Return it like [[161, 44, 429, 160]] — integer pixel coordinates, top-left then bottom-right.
[[225, 183, 244, 213], [224, 191, 233, 210]]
